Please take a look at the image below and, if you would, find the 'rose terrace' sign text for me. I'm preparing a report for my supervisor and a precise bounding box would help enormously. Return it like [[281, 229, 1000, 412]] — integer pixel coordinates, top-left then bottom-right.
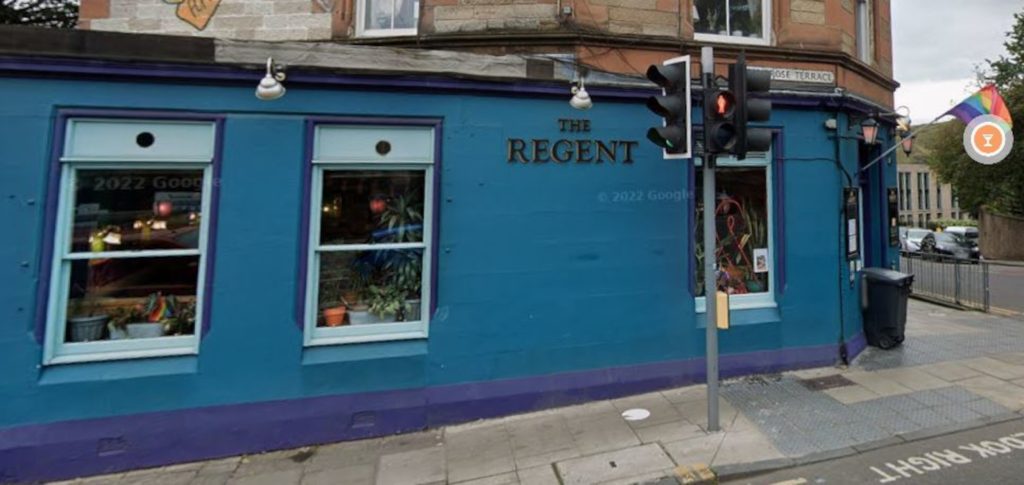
[[507, 119, 640, 164]]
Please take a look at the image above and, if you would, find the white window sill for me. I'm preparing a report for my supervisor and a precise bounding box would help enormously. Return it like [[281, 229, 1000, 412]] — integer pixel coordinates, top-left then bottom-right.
[[695, 296, 777, 313], [694, 33, 770, 47], [357, 29, 418, 38], [306, 328, 428, 347], [46, 346, 198, 366]]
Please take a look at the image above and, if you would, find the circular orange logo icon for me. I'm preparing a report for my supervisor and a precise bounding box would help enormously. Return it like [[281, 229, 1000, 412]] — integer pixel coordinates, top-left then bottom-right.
[[971, 122, 1006, 156], [964, 115, 1013, 165]]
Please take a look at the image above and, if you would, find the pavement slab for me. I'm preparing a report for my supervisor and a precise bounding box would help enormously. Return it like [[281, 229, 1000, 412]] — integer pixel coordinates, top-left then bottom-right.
[[842, 371, 914, 397], [822, 383, 881, 404], [659, 432, 725, 466], [375, 446, 446, 485], [226, 469, 301, 485], [515, 465, 560, 485], [554, 443, 675, 485], [445, 423, 516, 483], [451, 472, 520, 485], [957, 375, 1024, 410], [300, 465, 374, 485], [564, 409, 642, 455], [710, 430, 785, 467]]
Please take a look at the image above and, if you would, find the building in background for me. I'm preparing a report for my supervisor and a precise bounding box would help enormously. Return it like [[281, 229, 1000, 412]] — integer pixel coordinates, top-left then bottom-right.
[[896, 123, 970, 227], [0, 1, 902, 482]]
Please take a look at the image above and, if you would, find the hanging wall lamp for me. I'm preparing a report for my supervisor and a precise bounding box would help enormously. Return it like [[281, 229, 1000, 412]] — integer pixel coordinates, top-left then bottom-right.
[[256, 57, 287, 101], [860, 117, 879, 145], [570, 78, 592, 110]]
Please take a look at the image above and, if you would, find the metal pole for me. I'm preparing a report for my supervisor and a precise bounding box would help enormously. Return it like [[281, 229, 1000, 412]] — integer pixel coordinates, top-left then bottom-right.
[[701, 46, 720, 433], [858, 112, 947, 174]]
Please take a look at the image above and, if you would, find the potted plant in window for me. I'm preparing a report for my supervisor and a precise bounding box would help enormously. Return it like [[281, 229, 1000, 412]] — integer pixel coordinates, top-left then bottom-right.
[[367, 283, 404, 323], [392, 253, 422, 321], [67, 292, 109, 342], [165, 298, 197, 336], [124, 292, 172, 339], [108, 303, 146, 340], [344, 263, 375, 325], [318, 277, 348, 327]]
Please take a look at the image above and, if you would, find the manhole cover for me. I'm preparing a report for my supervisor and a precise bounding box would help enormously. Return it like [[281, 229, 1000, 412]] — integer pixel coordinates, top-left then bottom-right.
[[799, 374, 855, 391]]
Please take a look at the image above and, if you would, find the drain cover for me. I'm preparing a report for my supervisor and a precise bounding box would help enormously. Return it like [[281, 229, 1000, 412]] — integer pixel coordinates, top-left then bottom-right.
[[799, 374, 855, 391]]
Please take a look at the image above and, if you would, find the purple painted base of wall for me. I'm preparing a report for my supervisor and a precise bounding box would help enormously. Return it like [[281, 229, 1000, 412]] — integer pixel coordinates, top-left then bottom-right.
[[0, 334, 864, 483]]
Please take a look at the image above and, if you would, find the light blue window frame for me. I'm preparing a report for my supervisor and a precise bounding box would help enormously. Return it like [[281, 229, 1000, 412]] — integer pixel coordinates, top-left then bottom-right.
[[304, 125, 435, 346], [694, 150, 775, 312], [43, 119, 217, 365]]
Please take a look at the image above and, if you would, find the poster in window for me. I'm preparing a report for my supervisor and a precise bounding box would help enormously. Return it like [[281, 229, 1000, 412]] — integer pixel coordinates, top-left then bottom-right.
[[844, 188, 860, 260], [887, 188, 900, 247], [753, 248, 769, 273]]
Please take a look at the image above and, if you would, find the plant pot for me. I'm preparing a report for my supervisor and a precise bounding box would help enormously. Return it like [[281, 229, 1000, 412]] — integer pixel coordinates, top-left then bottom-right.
[[322, 306, 347, 327], [68, 315, 108, 342], [372, 312, 396, 324], [405, 299, 422, 320], [126, 322, 165, 339], [107, 323, 129, 340], [348, 308, 373, 325]]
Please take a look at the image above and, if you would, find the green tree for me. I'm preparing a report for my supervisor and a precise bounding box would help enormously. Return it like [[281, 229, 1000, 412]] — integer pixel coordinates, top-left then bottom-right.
[[928, 10, 1024, 217], [1, 0, 78, 29]]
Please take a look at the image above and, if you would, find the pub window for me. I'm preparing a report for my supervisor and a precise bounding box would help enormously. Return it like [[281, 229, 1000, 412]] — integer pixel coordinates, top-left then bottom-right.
[[693, 0, 771, 45], [358, 0, 418, 37], [694, 151, 775, 311], [44, 119, 216, 364], [305, 125, 434, 345]]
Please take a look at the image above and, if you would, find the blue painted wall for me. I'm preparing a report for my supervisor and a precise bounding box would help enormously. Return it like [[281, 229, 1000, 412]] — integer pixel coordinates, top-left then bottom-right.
[[0, 71, 890, 436]]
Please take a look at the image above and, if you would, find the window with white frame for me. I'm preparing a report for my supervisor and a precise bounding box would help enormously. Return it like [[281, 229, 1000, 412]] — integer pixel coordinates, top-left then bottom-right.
[[305, 125, 434, 346], [693, 0, 770, 45], [358, 0, 418, 37], [694, 151, 774, 311], [856, 0, 875, 64], [44, 119, 216, 364]]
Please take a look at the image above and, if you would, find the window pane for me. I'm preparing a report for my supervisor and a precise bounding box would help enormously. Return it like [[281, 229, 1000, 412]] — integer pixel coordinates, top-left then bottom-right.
[[366, 0, 399, 30], [320, 170, 425, 245], [694, 0, 727, 35], [71, 169, 204, 253], [394, 0, 416, 29], [316, 249, 423, 327], [64, 256, 199, 343], [729, 0, 762, 38], [695, 167, 770, 297]]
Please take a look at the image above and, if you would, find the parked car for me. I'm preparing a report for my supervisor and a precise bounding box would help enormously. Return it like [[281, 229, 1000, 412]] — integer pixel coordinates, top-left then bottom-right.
[[943, 226, 979, 243], [902, 228, 931, 252], [920, 232, 981, 260]]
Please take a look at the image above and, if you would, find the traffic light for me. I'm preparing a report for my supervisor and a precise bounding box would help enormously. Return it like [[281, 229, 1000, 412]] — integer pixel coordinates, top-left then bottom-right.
[[730, 53, 773, 159], [703, 79, 737, 156], [645, 55, 691, 159]]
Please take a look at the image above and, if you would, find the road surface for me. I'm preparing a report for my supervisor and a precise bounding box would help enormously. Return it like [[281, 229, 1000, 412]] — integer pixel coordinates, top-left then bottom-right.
[[726, 419, 1024, 485]]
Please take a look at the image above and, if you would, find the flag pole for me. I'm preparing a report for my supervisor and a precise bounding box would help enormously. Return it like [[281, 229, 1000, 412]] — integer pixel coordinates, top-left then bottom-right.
[[857, 112, 948, 174]]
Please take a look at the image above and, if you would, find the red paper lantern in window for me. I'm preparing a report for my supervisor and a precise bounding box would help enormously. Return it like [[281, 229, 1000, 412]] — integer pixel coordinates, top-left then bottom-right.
[[154, 200, 173, 217], [369, 196, 387, 214]]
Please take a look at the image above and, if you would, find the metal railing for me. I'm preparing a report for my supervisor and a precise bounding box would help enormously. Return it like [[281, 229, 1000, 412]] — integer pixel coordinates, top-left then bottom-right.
[[899, 251, 990, 311]]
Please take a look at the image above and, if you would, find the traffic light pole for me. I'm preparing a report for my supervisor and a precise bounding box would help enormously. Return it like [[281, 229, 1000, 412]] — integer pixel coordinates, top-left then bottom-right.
[[701, 46, 720, 433]]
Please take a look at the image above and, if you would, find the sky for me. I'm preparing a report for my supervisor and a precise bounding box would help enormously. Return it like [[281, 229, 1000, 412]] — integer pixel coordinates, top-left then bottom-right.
[[893, 0, 1024, 123]]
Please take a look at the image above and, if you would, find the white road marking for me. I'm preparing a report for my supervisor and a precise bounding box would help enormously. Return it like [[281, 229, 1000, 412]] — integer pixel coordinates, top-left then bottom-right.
[[869, 432, 1024, 482]]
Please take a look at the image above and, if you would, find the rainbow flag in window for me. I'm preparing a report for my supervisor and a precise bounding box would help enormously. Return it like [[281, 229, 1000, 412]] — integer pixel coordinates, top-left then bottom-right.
[[945, 84, 1013, 128]]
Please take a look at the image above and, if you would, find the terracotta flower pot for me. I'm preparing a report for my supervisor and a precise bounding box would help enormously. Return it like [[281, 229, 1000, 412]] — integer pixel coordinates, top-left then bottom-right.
[[322, 306, 347, 327]]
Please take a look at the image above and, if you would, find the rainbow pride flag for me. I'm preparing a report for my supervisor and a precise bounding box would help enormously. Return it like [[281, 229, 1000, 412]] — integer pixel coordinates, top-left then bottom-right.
[[945, 84, 1013, 127]]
